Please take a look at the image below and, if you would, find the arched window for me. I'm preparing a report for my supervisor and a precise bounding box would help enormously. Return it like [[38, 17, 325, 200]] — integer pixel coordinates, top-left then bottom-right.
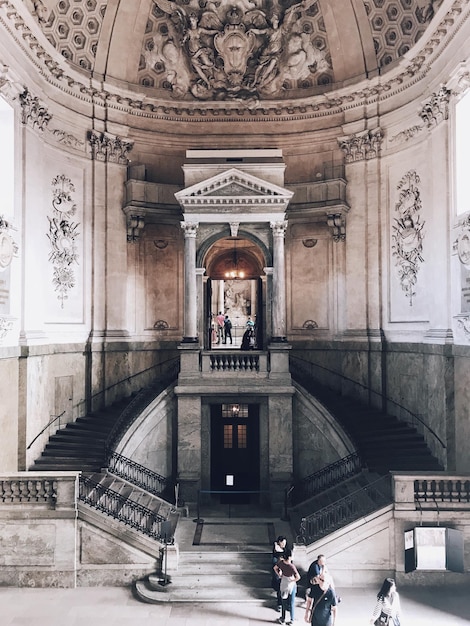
[[455, 90, 470, 215]]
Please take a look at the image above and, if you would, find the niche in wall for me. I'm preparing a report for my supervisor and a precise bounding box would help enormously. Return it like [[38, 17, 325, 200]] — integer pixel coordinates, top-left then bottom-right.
[[404, 527, 464, 573]]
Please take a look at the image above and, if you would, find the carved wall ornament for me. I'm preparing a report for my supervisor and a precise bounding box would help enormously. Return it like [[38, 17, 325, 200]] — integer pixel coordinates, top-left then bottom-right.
[[0, 215, 19, 270], [419, 86, 451, 128], [0, 63, 23, 101], [391, 170, 425, 306], [302, 320, 318, 329], [0, 317, 13, 341], [230, 222, 240, 237], [390, 125, 424, 144], [456, 314, 470, 340], [19, 88, 51, 132], [338, 128, 384, 163], [180, 221, 199, 237], [154, 239, 169, 249], [154, 320, 170, 330], [270, 220, 288, 237], [456, 214, 470, 267], [327, 213, 346, 242], [50, 128, 85, 150], [47, 175, 80, 308], [127, 215, 145, 243], [88, 131, 134, 165], [302, 238, 318, 248]]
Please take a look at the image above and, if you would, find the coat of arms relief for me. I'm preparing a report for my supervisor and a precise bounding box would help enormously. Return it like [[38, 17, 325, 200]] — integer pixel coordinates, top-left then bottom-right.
[[142, 0, 332, 102]]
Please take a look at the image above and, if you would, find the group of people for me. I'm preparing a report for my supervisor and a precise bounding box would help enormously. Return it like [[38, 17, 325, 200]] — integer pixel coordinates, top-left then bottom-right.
[[212, 312, 257, 347], [271, 539, 401, 626]]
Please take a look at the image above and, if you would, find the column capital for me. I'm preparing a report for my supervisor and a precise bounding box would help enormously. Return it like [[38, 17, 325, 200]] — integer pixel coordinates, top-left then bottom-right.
[[270, 220, 288, 236], [180, 221, 199, 237]]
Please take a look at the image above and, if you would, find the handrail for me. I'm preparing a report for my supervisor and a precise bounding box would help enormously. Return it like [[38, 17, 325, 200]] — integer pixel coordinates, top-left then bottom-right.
[[78, 475, 166, 541], [27, 411, 66, 450], [296, 474, 392, 545], [27, 356, 179, 453], [107, 450, 173, 499], [289, 452, 363, 506], [105, 358, 179, 454], [290, 355, 446, 450]]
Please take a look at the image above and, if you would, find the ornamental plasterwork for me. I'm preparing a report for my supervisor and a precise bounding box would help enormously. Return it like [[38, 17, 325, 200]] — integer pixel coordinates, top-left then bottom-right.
[[19, 88, 51, 131], [140, 0, 332, 102], [47, 175, 80, 308], [455, 214, 470, 267], [327, 213, 346, 242], [88, 131, 134, 165], [0, 317, 13, 340], [338, 128, 384, 163], [390, 125, 424, 144], [0, 0, 466, 120], [455, 314, 470, 340], [0, 215, 19, 270], [419, 86, 451, 128], [302, 319, 318, 329], [391, 170, 425, 306]]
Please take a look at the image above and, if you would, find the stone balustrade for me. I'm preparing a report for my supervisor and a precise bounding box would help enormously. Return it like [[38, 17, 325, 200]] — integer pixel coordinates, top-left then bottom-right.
[[201, 351, 268, 375]]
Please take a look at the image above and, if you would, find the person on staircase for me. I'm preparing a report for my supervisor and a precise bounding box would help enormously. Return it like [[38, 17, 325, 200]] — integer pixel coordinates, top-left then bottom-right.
[[272, 535, 288, 612], [273, 547, 300, 625]]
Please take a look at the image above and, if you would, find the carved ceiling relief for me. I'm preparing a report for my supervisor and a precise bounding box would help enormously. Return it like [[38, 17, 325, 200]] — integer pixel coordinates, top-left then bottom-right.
[[47, 174, 80, 308], [363, 0, 440, 68], [391, 170, 425, 306], [139, 0, 333, 102]]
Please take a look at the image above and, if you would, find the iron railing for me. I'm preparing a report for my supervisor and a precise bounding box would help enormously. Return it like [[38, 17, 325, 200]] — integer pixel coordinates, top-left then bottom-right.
[[78, 475, 166, 541], [107, 450, 172, 499], [289, 452, 363, 506], [296, 474, 392, 545]]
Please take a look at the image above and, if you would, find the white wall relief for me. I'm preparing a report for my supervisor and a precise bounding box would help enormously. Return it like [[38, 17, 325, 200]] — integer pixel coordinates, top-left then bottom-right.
[[47, 175, 80, 308], [392, 170, 425, 306]]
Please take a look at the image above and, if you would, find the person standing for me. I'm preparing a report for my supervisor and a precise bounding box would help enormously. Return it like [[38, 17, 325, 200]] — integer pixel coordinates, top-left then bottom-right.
[[273, 548, 300, 625], [369, 578, 401, 626], [216, 311, 225, 343], [224, 314, 232, 344], [272, 536, 288, 612], [305, 574, 337, 626], [307, 554, 330, 606]]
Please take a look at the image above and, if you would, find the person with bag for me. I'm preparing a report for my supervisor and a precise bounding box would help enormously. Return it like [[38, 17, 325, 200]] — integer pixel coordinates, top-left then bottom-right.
[[273, 548, 300, 625], [304, 573, 337, 626], [271, 536, 288, 612], [370, 578, 401, 626]]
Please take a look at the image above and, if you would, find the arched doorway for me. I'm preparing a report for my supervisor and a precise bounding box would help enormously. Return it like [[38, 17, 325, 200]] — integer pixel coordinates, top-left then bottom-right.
[[203, 236, 266, 350]]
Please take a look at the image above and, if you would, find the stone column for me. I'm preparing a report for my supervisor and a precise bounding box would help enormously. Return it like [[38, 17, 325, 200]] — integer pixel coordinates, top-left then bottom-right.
[[180, 221, 198, 343], [270, 220, 288, 342]]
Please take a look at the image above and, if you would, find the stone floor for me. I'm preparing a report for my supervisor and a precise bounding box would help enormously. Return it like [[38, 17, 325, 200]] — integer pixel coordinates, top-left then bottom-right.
[[2, 511, 469, 625], [2, 584, 470, 626]]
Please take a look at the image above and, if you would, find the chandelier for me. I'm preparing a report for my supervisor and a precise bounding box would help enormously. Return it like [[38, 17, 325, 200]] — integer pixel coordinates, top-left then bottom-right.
[[225, 238, 245, 279]]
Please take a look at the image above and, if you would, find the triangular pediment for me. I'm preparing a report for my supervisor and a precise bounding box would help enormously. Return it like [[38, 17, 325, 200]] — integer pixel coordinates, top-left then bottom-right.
[[175, 168, 293, 208]]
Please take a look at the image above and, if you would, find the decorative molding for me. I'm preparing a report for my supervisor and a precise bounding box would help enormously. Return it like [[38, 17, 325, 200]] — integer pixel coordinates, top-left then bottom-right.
[[19, 87, 51, 131], [0, 317, 13, 340], [302, 320, 318, 329], [390, 125, 424, 144], [302, 238, 317, 248], [88, 131, 134, 165], [455, 314, 470, 339], [180, 221, 199, 237], [154, 320, 170, 330], [338, 128, 384, 163], [455, 214, 470, 267], [0, 215, 19, 270], [230, 222, 240, 237], [127, 215, 145, 243], [49, 128, 85, 150], [419, 85, 451, 128], [0, 0, 468, 121], [327, 213, 346, 242], [47, 174, 80, 308], [0, 62, 23, 101], [270, 220, 288, 236], [391, 170, 425, 306]]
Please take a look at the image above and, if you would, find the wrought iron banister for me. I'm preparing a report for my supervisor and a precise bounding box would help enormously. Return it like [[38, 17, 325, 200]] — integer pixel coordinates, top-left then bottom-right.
[[78, 475, 166, 541], [107, 451, 173, 499], [296, 474, 392, 545], [289, 452, 363, 506]]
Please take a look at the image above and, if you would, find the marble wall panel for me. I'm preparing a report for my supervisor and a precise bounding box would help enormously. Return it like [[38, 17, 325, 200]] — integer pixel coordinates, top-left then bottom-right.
[[0, 522, 56, 566], [144, 224, 182, 332], [0, 355, 19, 471]]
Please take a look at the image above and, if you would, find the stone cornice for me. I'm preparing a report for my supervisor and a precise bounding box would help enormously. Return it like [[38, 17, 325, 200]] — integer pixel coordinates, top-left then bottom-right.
[[0, 0, 468, 123]]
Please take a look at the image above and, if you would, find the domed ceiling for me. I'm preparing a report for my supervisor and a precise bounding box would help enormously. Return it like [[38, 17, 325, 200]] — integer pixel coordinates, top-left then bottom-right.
[[28, 0, 442, 103]]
